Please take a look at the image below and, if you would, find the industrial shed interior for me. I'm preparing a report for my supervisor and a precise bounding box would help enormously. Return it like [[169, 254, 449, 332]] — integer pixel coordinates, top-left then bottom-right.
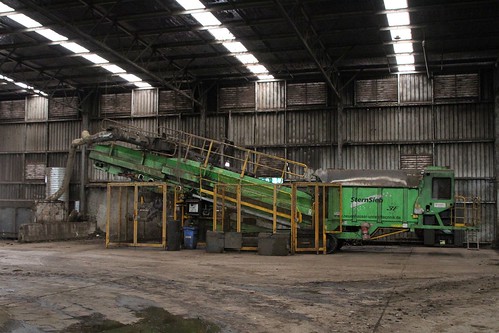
[[0, 0, 497, 245], [0, 0, 499, 332]]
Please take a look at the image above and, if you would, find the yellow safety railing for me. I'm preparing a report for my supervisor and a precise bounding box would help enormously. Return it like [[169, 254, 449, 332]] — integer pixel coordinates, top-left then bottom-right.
[[101, 119, 309, 181]]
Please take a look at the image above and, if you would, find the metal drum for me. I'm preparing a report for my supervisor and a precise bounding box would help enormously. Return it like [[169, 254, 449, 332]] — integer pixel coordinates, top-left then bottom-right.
[[45, 167, 68, 202]]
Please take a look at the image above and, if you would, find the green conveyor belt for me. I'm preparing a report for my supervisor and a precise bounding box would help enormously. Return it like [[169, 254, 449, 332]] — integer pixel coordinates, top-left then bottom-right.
[[89, 144, 313, 219]]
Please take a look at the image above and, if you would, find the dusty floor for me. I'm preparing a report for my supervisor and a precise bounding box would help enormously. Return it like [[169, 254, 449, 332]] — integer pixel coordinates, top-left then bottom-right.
[[0, 239, 498, 333]]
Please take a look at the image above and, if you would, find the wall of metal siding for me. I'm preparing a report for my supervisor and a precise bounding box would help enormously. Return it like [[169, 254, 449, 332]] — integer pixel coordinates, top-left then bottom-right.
[[0, 124, 25, 152], [254, 112, 285, 146], [435, 103, 494, 141], [132, 88, 158, 116], [219, 85, 255, 111], [0, 154, 23, 181], [25, 96, 48, 121], [205, 116, 226, 140], [159, 116, 180, 131], [399, 74, 432, 103], [180, 116, 200, 134], [48, 121, 82, 151], [24, 184, 45, 200], [288, 146, 336, 171], [130, 117, 158, 134], [26, 123, 47, 152], [455, 179, 495, 203], [256, 81, 285, 111], [435, 143, 494, 178], [399, 106, 434, 142], [229, 114, 254, 146], [344, 107, 399, 142], [343, 145, 399, 170], [286, 110, 333, 145], [0, 184, 21, 199], [479, 205, 496, 243]]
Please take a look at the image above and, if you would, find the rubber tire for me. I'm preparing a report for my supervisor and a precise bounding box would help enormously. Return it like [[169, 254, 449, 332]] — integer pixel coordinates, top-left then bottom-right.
[[326, 235, 338, 254]]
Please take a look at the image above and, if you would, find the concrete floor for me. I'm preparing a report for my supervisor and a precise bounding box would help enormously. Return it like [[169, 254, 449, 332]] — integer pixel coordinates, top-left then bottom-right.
[[0, 239, 498, 333]]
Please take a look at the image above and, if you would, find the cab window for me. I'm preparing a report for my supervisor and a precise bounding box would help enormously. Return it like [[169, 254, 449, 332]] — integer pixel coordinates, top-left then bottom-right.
[[432, 177, 452, 200]]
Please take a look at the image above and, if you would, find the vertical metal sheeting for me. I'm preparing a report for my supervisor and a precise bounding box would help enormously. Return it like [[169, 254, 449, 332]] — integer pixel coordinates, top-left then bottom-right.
[[399, 74, 432, 103], [399, 106, 433, 142], [286, 110, 333, 145], [132, 88, 158, 116], [344, 107, 399, 142], [230, 114, 254, 146], [26, 123, 47, 152], [255, 112, 285, 146], [343, 145, 399, 170], [435, 104, 494, 141], [25, 96, 48, 121], [256, 81, 285, 111], [206, 116, 226, 140], [0, 154, 23, 181], [48, 121, 82, 151], [0, 124, 25, 151]]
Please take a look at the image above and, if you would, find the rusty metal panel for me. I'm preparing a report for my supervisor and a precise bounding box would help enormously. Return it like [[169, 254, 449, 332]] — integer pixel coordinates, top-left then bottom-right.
[[100, 93, 131, 117], [0, 154, 23, 181], [399, 74, 432, 103], [49, 97, 79, 119], [26, 123, 47, 152], [355, 78, 397, 104], [206, 116, 226, 140], [343, 145, 399, 170], [0, 124, 25, 151], [344, 107, 399, 142], [256, 81, 285, 111], [286, 110, 333, 145], [229, 114, 254, 146], [435, 143, 494, 178], [25, 96, 48, 121], [434, 74, 479, 100], [132, 88, 158, 116], [399, 106, 433, 141], [48, 121, 82, 151], [287, 82, 327, 107], [254, 112, 285, 146], [130, 118, 158, 134], [159, 90, 193, 113], [219, 84, 255, 111], [400, 154, 433, 170], [0, 100, 25, 121], [435, 103, 494, 141]]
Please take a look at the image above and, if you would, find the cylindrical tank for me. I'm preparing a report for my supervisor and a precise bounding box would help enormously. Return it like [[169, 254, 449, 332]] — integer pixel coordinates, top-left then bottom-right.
[[45, 167, 68, 202]]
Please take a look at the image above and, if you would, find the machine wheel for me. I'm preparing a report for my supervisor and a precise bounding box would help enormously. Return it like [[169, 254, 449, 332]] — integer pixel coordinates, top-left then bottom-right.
[[326, 235, 339, 254]]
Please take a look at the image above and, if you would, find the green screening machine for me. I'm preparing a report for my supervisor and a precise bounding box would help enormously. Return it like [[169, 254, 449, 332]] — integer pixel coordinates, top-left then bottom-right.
[[84, 121, 479, 253]]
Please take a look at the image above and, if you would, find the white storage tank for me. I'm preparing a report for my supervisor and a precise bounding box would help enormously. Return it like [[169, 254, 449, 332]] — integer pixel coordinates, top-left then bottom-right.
[[45, 167, 68, 202]]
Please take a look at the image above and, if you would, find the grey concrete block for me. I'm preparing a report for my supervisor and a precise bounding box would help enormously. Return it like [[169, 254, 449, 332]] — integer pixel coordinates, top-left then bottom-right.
[[258, 232, 289, 256], [206, 230, 224, 253], [224, 232, 242, 250], [18, 222, 96, 243]]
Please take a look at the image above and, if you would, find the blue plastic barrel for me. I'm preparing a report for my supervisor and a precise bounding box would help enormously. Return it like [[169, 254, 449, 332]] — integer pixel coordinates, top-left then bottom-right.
[[183, 226, 199, 249]]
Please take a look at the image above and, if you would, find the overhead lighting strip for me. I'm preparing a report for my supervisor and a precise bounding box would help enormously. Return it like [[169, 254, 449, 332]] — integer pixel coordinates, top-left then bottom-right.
[[383, 0, 415, 73], [176, 0, 274, 80], [0, 2, 152, 90]]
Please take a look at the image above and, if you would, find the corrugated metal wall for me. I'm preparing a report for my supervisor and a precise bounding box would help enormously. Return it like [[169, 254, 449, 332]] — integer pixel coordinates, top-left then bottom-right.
[[0, 76, 496, 244], [0, 95, 83, 208]]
